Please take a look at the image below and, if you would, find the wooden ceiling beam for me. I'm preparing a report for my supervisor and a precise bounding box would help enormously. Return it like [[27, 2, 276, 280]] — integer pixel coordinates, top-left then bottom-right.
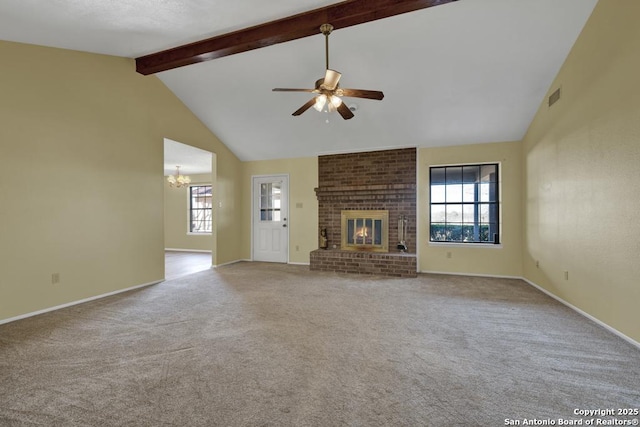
[[135, 0, 456, 75]]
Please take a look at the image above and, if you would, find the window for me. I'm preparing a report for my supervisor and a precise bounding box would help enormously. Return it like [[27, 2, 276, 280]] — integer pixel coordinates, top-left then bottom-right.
[[259, 182, 281, 221], [189, 185, 212, 233], [430, 164, 499, 244]]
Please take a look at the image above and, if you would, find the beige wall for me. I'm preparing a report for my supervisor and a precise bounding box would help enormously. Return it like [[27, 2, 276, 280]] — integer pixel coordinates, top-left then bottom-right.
[[164, 173, 213, 252], [0, 41, 242, 321], [418, 142, 523, 277], [241, 157, 318, 264], [2, 0, 638, 344], [522, 0, 640, 342]]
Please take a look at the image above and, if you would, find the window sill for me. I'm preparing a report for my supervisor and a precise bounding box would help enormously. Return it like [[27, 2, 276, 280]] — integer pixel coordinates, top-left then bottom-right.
[[429, 241, 502, 249], [187, 232, 212, 236]]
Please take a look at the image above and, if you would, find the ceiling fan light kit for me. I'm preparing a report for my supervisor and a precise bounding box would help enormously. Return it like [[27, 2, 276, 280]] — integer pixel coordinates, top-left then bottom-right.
[[313, 94, 343, 113], [273, 23, 384, 120]]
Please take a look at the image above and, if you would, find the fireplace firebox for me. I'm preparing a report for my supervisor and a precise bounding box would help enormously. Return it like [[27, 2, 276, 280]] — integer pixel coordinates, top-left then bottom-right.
[[341, 210, 389, 252]]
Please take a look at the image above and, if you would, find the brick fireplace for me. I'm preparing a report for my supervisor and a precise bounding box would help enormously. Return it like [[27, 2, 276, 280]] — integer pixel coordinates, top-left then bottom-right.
[[310, 148, 417, 277]]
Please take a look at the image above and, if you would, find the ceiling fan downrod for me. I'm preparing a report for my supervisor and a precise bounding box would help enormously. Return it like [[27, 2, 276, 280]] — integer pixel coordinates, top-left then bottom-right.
[[320, 23, 333, 70]]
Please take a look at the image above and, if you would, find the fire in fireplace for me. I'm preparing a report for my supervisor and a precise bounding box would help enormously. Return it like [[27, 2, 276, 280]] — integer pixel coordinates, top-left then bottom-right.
[[341, 210, 389, 252]]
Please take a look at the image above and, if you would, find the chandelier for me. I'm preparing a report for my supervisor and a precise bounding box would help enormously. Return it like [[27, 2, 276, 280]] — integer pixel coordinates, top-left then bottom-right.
[[167, 166, 191, 188]]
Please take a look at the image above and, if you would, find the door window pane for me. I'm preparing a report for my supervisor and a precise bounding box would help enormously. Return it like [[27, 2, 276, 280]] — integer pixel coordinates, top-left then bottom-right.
[[260, 182, 282, 222]]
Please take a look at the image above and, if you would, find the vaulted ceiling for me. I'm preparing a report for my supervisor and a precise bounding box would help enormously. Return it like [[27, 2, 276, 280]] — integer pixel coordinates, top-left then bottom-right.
[[0, 0, 598, 162]]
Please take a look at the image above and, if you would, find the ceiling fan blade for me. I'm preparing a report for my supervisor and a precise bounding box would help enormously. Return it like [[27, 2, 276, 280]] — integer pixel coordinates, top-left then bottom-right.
[[322, 69, 341, 91], [273, 88, 315, 93], [339, 89, 384, 100], [292, 98, 317, 116], [336, 102, 354, 120]]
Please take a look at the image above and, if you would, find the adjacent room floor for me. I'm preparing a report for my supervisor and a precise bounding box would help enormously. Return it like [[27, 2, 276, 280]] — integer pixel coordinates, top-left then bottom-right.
[[164, 250, 211, 280]]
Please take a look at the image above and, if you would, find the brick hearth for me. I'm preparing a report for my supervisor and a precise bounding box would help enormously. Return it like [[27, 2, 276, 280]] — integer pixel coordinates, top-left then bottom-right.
[[310, 249, 417, 278], [311, 148, 417, 277]]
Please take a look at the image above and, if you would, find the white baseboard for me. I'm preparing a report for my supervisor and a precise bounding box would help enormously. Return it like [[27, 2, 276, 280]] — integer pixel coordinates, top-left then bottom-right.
[[421, 269, 639, 349], [420, 270, 522, 280], [213, 259, 251, 268], [165, 248, 212, 253], [4, 267, 637, 351], [0, 280, 162, 326], [521, 278, 640, 350], [214, 260, 309, 267]]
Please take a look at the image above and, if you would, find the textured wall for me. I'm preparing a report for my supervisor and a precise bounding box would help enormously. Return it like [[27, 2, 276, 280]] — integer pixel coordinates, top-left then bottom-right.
[[521, 0, 640, 342], [417, 142, 523, 277], [0, 41, 241, 321], [241, 157, 319, 264]]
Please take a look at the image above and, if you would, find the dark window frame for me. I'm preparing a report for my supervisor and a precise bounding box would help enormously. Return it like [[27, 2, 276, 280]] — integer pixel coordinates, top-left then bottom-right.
[[429, 163, 500, 244], [189, 185, 212, 234]]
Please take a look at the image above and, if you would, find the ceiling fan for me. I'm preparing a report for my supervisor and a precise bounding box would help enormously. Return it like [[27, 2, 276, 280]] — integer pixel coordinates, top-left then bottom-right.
[[272, 24, 384, 120]]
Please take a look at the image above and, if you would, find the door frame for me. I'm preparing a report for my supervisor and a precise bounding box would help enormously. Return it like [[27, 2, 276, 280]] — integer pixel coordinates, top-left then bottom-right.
[[251, 174, 290, 263]]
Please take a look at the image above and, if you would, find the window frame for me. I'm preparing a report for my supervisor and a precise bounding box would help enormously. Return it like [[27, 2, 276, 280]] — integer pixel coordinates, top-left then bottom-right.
[[429, 162, 500, 245], [188, 184, 213, 235]]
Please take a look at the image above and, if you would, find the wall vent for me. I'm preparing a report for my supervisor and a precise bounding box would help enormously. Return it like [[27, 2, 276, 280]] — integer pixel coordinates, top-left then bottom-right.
[[548, 87, 561, 107]]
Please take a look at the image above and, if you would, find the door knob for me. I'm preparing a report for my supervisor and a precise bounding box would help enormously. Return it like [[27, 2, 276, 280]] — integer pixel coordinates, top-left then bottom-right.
[[283, 224, 287, 227]]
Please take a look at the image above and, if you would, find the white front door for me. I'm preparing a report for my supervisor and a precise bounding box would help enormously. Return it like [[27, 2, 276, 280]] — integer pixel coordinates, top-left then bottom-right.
[[252, 175, 289, 263]]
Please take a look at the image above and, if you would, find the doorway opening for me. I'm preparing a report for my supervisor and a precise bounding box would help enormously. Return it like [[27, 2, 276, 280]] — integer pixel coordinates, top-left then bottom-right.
[[164, 138, 215, 276]]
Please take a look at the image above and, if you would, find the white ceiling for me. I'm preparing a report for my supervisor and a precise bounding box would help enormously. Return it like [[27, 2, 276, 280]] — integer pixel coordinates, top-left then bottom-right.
[[0, 0, 598, 162], [164, 139, 212, 176]]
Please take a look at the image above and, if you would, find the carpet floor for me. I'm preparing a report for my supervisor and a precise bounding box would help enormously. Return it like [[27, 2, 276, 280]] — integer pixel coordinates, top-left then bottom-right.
[[1, 262, 638, 426]]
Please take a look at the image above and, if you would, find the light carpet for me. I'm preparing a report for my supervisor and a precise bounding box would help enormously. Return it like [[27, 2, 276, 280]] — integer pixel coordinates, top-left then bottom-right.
[[1, 262, 638, 426]]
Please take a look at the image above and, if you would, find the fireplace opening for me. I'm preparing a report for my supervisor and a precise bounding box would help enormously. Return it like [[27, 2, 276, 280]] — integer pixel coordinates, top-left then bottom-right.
[[341, 210, 389, 252]]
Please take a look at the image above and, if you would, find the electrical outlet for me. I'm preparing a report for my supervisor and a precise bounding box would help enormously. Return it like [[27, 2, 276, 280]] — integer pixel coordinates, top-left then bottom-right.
[[446, 251, 452, 259], [295, 245, 300, 252], [51, 273, 60, 284], [535, 260, 539, 268], [564, 271, 569, 280]]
